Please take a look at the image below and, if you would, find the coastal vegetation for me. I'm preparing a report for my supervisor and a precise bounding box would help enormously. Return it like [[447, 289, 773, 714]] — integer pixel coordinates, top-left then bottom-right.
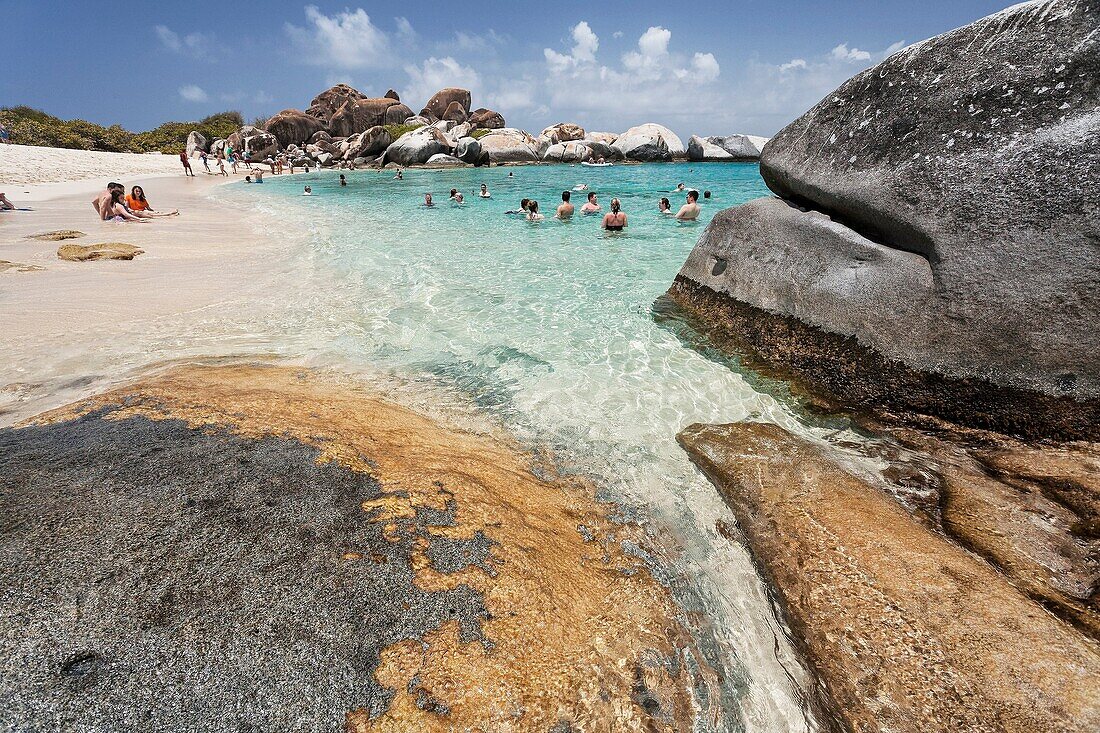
[[0, 106, 243, 154]]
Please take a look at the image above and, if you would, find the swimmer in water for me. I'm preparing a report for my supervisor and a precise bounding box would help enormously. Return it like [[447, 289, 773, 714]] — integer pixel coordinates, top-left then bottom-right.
[[303, 186, 312, 196], [675, 190, 701, 220], [394, 169, 404, 180], [479, 183, 491, 198], [450, 188, 464, 203], [424, 193, 434, 206], [526, 200, 544, 221], [505, 198, 530, 215], [602, 198, 627, 231], [580, 192, 600, 214], [573, 183, 588, 191], [658, 197, 672, 214]]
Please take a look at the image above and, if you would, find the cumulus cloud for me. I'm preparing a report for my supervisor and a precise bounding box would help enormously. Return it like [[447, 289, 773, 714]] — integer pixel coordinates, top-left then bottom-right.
[[394, 16, 415, 42], [779, 58, 808, 71], [155, 25, 214, 59], [544, 21, 599, 72], [285, 6, 391, 68], [179, 84, 209, 103], [401, 56, 482, 109], [830, 43, 872, 62]]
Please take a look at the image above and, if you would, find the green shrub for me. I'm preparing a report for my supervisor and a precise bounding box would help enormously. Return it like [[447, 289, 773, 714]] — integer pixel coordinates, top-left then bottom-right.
[[382, 122, 425, 140], [0, 106, 246, 154], [469, 128, 492, 139]]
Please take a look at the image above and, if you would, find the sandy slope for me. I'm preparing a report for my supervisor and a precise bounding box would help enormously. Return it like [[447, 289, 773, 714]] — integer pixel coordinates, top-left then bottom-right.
[[0, 143, 185, 188]]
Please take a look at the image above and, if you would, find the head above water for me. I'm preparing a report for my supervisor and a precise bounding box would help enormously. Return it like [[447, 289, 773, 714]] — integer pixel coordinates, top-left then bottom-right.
[[703, 190, 711, 199], [587, 192, 597, 202], [562, 190, 571, 202], [450, 189, 458, 196], [529, 200, 539, 214], [687, 190, 699, 202], [425, 193, 433, 204], [480, 183, 487, 191], [610, 198, 621, 212], [660, 197, 670, 209], [520, 198, 530, 210]]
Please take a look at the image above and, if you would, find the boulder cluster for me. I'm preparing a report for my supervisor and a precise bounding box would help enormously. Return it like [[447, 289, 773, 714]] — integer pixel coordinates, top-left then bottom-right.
[[184, 83, 767, 169]]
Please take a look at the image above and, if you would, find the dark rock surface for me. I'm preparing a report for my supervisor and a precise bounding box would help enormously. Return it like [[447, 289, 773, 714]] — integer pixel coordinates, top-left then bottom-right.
[[673, 0, 1100, 438], [329, 98, 407, 138], [306, 83, 368, 123], [421, 88, 471, 121], [0, 411, 487, 731]]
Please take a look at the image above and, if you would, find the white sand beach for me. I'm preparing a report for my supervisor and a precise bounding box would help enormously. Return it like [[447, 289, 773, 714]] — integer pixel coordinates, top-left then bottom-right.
[[0, 146, 296, 421]]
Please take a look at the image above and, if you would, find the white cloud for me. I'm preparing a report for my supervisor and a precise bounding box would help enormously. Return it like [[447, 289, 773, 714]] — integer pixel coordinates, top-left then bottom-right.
[[395, 16, 415, 41], [401, 56, 482, 109], [544, 21, 599, 72], [780, 58, 808, 71], [830, 43, 872, 62], [155, 25, 214, 59], [285, 6, 391, 68], [691, 52, 720, 82], [612, 31, 624, 39], [179, 84, 209, 103]]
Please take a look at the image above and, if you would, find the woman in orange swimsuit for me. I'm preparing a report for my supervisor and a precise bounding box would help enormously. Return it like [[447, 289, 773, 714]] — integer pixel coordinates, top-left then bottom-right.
[[125, 186, 178, 217]]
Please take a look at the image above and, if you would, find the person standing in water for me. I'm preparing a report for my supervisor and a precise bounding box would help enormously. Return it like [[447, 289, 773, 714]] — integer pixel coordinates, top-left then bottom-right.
[[526, 200, 544, 220], [658, 197, 672, 214], [556, 191, 574, 219], [339, 174, 347, 187], [424, 193, 434, 206], [581, 192, 600, 214], [602, 198, 627, 231], [675, 190, 701, 220], [479, 183, 491, 198]]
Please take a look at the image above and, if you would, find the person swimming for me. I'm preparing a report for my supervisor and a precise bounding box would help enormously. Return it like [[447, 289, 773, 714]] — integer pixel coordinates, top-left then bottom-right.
[[394, 169, 404, 180], [424, 193, 434, 207], [572, 183, 588, 191], [303, 186, 312, 196], [339, 174, 347, 187], [675, 183, 686, 192], [450, 188, 464, 204], [602, 199, 627, 231], [703, 190, 712, 199], [658, 197, 672, 214], [479, 183, 491, 198], [675, 190, 701, 220], [526, 200, 544, 221]]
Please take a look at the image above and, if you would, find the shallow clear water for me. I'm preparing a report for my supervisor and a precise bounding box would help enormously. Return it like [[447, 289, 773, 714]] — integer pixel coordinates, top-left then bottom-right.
[[214, 163, 833, 731]]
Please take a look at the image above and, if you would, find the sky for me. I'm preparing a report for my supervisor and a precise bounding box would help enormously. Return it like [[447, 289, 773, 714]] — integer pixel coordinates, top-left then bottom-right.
[[1, 0, 1010, 139]]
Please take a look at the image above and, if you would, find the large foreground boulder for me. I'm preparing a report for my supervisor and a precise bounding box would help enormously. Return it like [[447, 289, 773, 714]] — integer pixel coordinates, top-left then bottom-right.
[[421, 88, 471, 120], [453, 136, 482, 163], [243, 132, 279, 160], [687, 134, 769, 161], [381, 125, 452, 166], [670, 0, 1100, 440], [264, 109, 326, 148], [612, 123, 685, 161], [342, 126, 392, 160], [477, 128, 543, 163]]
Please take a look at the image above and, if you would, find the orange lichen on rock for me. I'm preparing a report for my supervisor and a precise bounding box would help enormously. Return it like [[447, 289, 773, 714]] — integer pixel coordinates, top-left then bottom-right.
[[33, 364, 702, 730]]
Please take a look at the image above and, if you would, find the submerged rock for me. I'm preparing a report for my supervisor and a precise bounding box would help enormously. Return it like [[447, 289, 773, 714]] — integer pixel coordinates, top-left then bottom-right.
[[687, 134, 769, 161], [25, 230, 84, 241], [671, 0, 1100, 439], [678, 420, 1100, 733], [57, 243, 144, 261], [612, 123, 685, 161]]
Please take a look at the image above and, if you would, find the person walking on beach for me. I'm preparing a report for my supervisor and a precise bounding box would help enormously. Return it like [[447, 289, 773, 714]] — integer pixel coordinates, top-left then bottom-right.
[[556, 191, 574, 219], [179, 150, 194, 177], [0, 123, 10, 144], [602, 198, 627, 231], [200, 151, 211, 173], [216, 153, 228, 176], [675, 190, 701, 220], [581, 192, 600, 214]]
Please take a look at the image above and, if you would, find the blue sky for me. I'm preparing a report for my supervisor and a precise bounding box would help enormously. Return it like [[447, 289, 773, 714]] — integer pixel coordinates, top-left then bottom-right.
[[2, 1, 1008, 138]]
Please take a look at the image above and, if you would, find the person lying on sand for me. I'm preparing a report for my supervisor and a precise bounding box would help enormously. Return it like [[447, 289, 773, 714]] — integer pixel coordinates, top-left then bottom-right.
[[0, 192, 15, 210], [675, 190, 701, 221], [581, 192, 600, 214], [557, 191, 574, 219], [603, 198, 627, 231], [126, 186, 178, 217]]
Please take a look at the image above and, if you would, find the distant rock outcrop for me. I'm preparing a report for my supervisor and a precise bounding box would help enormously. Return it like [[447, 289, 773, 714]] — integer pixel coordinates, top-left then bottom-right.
[[542, 141, 590, 163], [541, 123, 585, 145], [687, 134, 769, 161], [477, 128, 543, 163], [264, 109, 326, 148], [469, 108, 505, 130], [306, 84, 367, 123], [185, 131, 207, 158], [612, 123, 685, 161], [382, 125, 453, 166], [329, 98, 411, 137], [670, 0, 1100, 439], [442, 101, 468, 123], [421, 88, 472, 121]]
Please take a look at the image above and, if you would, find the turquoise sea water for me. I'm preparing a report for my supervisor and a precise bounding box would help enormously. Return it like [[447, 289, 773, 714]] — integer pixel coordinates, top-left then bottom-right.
[[218, 163, 831, 731]]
